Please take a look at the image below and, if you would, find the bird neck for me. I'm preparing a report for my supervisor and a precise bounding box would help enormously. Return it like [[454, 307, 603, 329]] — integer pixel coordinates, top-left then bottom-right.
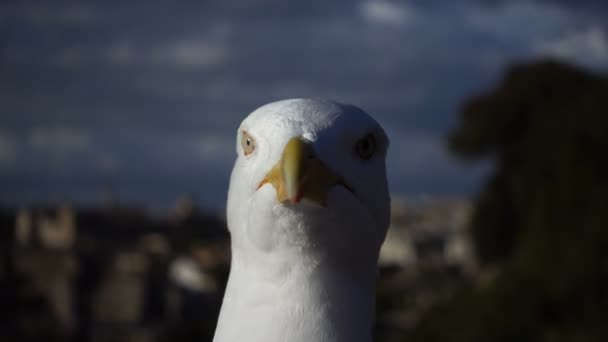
[[213, 247, 378, 342]]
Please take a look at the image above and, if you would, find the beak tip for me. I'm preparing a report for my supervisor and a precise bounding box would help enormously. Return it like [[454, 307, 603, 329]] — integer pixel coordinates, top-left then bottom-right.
[[287, 193, 302, 204]]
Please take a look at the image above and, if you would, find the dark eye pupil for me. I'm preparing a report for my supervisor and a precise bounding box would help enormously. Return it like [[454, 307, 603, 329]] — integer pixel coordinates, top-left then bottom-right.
[[361, 141, 369, 151], [356, 134, 376, 160]]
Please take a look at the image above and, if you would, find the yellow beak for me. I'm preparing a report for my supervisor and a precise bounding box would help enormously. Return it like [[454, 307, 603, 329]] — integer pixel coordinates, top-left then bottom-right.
[[258, 137, 342, 205]]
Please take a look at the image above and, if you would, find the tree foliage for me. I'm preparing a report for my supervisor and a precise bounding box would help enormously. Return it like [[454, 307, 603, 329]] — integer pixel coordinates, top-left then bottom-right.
[[409, 60, 608, 341]]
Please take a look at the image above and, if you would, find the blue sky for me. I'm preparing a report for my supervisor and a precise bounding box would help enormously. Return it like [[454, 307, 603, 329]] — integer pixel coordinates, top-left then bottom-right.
[[1, 0, 607, 209]]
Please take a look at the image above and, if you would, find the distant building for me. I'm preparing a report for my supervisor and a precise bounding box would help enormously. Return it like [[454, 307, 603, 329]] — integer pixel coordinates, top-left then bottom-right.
[[15, 205, 76, 250], [11, 200, 230, 340], [379, 196, 477, 276]]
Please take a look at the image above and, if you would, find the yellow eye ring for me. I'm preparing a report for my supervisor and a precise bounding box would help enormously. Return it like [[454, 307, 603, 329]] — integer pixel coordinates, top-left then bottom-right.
[[241, 131, 256, 156], [355, 134, 376, 160]]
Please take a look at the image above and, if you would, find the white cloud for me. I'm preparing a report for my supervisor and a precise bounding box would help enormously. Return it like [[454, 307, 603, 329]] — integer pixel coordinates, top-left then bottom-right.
[[57, 6, 97, 26], [150, 40, 230, 70], [53, 46, 89, 67], [386, 129, 446, 175], [385, 127, 490, 197], [52, 37, 230, 70], [464, 1, 572, 42], [96, 153, 121, 174], [23, 4, 97, 26], [28, 126, 91, 164], [194, 135, 233, 161], [537, 26, 608, 68], [106, 42, 137, 65], [103, 39, 231, 71], [0, 132, 17, 167], [360, 1, 418, 28]]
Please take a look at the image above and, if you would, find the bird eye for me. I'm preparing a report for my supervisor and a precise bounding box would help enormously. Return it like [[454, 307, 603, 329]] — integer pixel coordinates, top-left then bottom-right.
[[355, 134, 376, 160], [241, 131, 256, 156]]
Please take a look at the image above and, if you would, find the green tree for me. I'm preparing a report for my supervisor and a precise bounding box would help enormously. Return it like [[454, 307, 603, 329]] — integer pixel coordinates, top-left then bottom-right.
[[409, 60, 608, 342]]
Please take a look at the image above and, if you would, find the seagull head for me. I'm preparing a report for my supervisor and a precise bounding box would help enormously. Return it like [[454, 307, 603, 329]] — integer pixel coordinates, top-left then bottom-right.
[[227, 99, 390, 264]]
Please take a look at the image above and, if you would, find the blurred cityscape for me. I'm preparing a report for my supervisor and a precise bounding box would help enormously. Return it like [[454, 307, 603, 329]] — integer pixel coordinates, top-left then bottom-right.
[[0, 194, 476, 342]]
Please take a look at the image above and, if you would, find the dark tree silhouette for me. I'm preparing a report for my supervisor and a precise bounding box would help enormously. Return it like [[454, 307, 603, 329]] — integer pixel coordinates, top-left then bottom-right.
[[409, 60, 608, 342]]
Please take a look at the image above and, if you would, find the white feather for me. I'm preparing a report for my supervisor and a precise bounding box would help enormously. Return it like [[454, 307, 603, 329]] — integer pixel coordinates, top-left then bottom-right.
[[213, 99, 390, 342]]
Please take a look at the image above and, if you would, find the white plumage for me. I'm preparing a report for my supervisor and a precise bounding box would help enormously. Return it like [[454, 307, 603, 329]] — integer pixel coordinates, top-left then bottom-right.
[[213, 99, 390, 342]]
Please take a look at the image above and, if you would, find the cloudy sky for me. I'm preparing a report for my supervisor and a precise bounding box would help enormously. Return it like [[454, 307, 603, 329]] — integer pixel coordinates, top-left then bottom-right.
[[1, 0, 607, 209]]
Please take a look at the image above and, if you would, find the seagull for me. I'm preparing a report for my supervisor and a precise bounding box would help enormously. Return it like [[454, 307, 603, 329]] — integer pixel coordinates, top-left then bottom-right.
[[213, 99, 390, 342]]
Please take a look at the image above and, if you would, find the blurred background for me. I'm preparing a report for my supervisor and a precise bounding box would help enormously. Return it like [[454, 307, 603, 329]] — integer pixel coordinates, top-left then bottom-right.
[[1, 0, 607, 341]]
